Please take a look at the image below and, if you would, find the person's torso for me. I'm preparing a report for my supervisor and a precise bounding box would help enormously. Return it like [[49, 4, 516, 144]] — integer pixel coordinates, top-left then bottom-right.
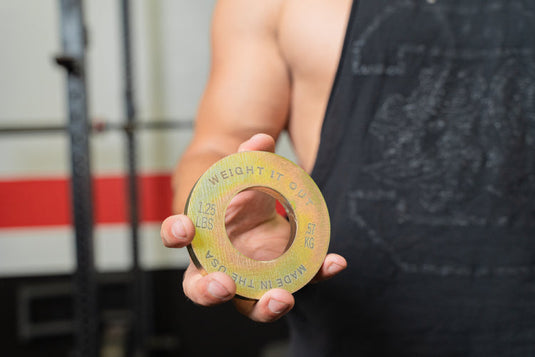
[[277, 0, 352, 172], [289, 0, 535, 356]]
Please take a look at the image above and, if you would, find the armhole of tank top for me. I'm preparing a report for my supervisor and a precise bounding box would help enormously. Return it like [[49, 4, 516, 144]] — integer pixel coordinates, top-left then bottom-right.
[[311, 0, 359, 189]]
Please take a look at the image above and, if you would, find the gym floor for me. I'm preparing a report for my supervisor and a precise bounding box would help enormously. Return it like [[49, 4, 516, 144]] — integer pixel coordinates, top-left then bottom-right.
[[1, 269, 289, 356]]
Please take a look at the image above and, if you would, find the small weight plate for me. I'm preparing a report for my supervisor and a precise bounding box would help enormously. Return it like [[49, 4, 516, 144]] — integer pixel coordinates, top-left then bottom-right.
[[186, 151, 330, 299]]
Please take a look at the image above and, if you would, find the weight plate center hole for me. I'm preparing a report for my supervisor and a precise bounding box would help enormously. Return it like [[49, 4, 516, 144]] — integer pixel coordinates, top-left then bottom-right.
[[224, 187, 297, 261]]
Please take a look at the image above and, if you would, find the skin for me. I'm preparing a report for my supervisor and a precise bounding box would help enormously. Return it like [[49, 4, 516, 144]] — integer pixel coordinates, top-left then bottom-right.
[[160, 0, 352, 323]]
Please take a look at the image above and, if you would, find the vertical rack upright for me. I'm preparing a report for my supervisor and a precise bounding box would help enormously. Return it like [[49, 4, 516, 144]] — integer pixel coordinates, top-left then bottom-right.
[[120, 0, 149, 355], [56, 0, 98, 356]]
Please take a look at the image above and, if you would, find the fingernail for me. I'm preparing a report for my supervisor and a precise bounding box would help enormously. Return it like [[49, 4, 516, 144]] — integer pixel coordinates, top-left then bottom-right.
[[327, 262, 344, 274], [208, 280, 231, 300], [171, 219, 186, 239], [268, 298, 288, 314]]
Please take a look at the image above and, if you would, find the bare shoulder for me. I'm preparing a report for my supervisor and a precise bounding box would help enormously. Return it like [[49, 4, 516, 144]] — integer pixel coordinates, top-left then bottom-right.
[[212, 0, 285, 38]]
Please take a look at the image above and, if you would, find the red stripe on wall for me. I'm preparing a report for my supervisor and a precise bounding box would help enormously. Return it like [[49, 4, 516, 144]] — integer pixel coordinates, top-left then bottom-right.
[[0, 174, 173, 228]]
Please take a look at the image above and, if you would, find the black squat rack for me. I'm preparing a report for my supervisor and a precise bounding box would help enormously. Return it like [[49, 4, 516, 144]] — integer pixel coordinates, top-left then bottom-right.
[[1, 1, 192, 356]]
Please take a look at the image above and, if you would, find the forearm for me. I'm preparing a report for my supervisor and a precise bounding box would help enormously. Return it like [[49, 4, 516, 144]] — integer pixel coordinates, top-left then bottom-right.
[[171, 132, 281, 214], [172, 146, 230, 214]]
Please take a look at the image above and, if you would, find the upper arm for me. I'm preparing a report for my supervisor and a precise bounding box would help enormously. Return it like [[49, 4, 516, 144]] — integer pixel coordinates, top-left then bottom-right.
[[172, 0, 290, 212], [188, 0, 291, 154]]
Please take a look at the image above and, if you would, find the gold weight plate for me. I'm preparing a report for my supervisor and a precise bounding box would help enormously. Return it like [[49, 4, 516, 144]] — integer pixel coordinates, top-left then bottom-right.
[[185, 151, 330, 299]]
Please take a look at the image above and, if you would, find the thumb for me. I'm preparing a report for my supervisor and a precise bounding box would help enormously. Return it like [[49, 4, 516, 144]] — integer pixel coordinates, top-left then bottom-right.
[[238, 133, 276, 153]]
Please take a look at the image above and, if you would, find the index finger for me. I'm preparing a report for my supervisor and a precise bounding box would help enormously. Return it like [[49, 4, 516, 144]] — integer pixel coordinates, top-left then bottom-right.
[[160, 214, 195, 248]]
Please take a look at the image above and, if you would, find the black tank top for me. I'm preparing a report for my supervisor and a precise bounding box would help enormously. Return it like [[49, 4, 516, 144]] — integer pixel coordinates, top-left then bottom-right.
[[287, 1, 535, 356]]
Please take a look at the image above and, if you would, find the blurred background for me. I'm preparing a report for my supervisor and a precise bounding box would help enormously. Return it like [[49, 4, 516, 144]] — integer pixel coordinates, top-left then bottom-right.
[[0, 1, 293, 356]]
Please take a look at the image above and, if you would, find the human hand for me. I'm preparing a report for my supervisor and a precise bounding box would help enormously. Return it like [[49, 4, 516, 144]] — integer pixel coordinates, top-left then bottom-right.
[[161, 133, 347, 322]]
